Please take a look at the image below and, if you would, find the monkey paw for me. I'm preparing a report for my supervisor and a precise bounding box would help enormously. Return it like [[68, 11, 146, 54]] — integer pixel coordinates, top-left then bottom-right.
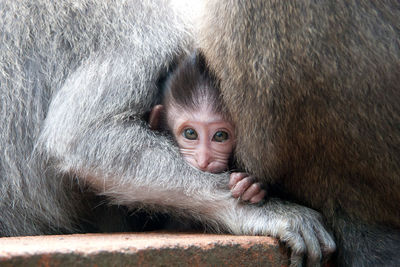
[[232, 199, 336, 267], [229, 172, 267, 204]]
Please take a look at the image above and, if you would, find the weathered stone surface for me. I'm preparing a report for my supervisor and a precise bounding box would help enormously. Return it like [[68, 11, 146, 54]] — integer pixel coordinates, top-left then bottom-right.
[[0, 232, 290, 267]]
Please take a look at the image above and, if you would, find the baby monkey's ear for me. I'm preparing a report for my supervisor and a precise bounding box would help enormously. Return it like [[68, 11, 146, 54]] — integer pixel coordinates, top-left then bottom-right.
[[149, 104, 164, 130]]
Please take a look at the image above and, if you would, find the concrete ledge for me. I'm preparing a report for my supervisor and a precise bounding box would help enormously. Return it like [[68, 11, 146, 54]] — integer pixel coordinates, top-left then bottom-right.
[[0, 232, 289, 266]]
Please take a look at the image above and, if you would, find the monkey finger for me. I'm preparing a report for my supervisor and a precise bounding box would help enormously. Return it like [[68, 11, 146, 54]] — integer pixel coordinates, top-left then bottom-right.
[[231, 176, 254, 198], [249, 189, 266, 204], [276, 217, 322, 267], [299, 224, 322, 267], [229, 172, 248, 189], [312, 221, 336, 260], [241, 182, 262, 201], [289, 255, 303, 267], [278, 230, 306, 267]]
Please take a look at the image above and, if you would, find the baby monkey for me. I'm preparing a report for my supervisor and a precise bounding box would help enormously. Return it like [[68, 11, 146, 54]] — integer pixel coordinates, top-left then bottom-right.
[[149, 52, 266, 204]]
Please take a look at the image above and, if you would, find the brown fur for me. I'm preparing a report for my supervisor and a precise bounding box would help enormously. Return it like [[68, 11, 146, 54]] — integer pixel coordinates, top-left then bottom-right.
[[199, 0, 400, 265]]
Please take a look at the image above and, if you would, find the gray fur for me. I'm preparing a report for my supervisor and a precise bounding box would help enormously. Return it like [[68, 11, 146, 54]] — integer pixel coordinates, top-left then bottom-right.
[[199, 0, 400, 266], [0, 0, 334, 266]]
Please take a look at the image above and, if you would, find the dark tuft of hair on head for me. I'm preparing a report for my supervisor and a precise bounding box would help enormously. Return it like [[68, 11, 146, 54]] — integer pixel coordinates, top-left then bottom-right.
[[162, 51, 226, 117]]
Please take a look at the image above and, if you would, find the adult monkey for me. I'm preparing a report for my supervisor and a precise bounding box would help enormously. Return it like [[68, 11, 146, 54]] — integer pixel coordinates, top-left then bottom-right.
[[198, 0, 400, 266], [0, 0, 334, 266]]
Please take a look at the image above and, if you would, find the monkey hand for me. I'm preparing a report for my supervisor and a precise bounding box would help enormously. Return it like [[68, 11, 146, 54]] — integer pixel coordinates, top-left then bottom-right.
[[229, 199, 336, 267], [229, 172, 266, 204]]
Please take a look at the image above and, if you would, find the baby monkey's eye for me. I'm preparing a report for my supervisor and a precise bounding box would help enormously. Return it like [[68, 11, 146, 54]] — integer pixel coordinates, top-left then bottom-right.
[[182, 128, 198, 140], [213, 131, 229, 142]]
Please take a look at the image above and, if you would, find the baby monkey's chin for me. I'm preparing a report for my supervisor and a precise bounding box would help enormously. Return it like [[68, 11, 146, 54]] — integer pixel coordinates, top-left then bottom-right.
[[206, 164, 228, 174], [185, 158, 228, 174]]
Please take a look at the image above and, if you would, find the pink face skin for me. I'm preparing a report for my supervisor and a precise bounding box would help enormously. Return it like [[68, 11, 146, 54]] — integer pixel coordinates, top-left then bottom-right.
[[168, 105, 236, 173]]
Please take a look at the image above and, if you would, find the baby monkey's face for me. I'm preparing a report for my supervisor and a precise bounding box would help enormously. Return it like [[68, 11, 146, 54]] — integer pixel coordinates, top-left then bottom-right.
[[169, 105, 236, 173]]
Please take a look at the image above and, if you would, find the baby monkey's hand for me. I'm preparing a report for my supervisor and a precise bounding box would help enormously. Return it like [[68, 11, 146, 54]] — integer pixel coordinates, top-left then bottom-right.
[[229, 172, 266, 204]]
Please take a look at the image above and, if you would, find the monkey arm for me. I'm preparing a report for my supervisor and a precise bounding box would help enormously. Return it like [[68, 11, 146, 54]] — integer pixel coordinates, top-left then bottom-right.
[[38, 51, 335, 266]]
